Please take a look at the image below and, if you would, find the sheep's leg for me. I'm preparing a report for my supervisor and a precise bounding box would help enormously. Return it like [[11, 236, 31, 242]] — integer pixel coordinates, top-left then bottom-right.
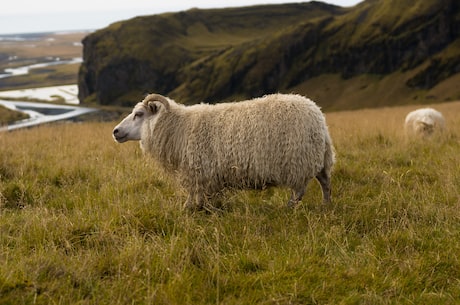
[[316, 167, 331, 204], [287, 184, 306, 208], [184, 191, 206, 211], [184, 194, 196, 210], [195, 193, 206, 210]]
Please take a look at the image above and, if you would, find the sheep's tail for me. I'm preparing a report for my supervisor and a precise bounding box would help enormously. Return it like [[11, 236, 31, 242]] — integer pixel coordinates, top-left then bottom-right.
[[142, 93, 170, 112], [323, 132, 335, 174]]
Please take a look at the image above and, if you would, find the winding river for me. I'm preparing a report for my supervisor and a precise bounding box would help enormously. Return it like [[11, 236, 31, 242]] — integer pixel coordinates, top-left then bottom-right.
[[0, 57, 83, 79], [0, 34, 96, 131], [0, 85, 97, 131]]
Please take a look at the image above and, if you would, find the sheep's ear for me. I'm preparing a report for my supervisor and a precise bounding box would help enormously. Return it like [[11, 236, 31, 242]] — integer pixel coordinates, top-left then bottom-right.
[[147, 101, 158, 114]]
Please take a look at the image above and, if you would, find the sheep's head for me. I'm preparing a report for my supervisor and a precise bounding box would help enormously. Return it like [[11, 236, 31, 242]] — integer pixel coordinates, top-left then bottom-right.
[[112, 94, 170, 143], [416, 121, 434, 136], [414, 116, 435, 137]]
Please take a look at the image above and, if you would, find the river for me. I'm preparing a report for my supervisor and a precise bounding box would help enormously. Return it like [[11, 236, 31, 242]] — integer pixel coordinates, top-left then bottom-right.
[[0, 57, 83, 79], [0, 34, 97, 131], [0, 85, 98, 131]]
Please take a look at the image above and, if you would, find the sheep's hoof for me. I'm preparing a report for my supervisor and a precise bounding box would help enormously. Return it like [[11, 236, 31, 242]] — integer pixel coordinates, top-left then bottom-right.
[[287, 199, 299, 208], [202, 204, 224, 214], [318, 200, 334, 213], [183, 201, 201, 212]]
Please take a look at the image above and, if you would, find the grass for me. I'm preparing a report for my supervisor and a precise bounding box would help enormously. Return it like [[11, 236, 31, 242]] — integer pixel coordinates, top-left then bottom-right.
[[0, 105, 29, 125], [292, 68, 460, 112], [1, 101, 460, 304]]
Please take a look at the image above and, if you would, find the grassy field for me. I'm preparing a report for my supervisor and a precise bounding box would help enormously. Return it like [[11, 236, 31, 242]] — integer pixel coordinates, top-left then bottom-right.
[[1, 101, 460, 304]]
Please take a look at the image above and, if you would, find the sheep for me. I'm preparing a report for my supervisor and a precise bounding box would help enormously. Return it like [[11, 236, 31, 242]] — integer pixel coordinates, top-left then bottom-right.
[[404, 108, 445, 138], [113, 93, 335, 210]]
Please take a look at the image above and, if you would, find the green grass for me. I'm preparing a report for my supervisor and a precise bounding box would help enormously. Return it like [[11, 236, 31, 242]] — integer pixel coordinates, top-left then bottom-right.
[[1, 101, 460, 304]]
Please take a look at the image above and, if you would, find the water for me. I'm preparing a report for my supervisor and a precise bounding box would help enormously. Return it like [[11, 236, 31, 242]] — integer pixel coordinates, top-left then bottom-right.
[[0, 85, 98, 131], [0, 57, 83, 79], [0, 99, 97, 131]]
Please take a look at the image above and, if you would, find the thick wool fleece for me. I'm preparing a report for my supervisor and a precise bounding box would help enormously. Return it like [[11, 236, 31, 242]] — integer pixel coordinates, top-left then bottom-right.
[[140, 93, 334, 204], [404, 108, 445, 137]]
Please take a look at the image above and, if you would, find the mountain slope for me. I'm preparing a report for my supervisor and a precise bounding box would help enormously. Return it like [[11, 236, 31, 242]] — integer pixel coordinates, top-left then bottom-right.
[[78, 0, 460, 109]]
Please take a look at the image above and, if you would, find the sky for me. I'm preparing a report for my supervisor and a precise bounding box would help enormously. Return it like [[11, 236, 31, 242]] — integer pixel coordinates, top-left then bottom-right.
[[0, 0, 363, 35]]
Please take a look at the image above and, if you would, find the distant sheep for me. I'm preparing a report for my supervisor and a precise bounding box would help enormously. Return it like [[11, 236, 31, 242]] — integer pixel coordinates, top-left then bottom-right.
[[113, 93, 335, 210], [404, 108, 445, 138]]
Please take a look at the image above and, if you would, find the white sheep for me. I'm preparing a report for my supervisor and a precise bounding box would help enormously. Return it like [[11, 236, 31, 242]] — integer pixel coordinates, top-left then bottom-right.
[[113, 93, 335, 210], [404, 108, 445, 138]]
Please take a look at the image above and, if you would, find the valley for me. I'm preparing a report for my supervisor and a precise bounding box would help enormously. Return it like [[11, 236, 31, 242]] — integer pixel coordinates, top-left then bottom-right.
[[0, 31, 97, 128]]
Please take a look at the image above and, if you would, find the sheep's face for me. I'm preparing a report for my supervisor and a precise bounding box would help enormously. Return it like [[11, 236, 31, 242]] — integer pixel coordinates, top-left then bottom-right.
[[415, 121, 434, 136], [113, 102, 154, 143], [413, 116, 436, 137]]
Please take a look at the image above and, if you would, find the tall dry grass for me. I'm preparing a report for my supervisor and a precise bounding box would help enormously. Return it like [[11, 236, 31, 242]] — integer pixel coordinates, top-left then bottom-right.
[[1, 101, 460, 304]]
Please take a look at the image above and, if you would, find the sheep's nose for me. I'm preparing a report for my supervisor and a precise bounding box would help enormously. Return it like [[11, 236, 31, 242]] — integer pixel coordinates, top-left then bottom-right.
[[113, 128, 119, 135]]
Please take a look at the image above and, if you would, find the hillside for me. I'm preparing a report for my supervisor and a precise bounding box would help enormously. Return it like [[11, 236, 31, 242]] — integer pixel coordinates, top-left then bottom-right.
[[78, 0, 460, 110]]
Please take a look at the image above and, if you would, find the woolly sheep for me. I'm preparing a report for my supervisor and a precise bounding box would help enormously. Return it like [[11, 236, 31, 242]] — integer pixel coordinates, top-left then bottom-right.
[[404, 108, 445, 138], [113, 93, 335, 210]]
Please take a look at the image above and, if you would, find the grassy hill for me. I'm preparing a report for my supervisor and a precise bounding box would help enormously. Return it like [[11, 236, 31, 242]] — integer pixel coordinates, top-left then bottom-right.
[[79, 0, 460, 110], [1, 102, 460, 303], [78, 2, 345, 106]]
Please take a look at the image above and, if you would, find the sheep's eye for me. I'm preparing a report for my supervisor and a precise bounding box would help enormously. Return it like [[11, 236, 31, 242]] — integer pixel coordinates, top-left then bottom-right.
[[133, 112, 144, 119]]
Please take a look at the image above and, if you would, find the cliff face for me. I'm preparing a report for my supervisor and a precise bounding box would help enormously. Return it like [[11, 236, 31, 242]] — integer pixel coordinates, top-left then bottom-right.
[[78, 0, 460, 109]]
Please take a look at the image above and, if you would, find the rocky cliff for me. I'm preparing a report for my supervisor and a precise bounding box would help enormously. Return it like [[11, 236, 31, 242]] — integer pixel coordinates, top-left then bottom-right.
[[78, 0, 460, 110]]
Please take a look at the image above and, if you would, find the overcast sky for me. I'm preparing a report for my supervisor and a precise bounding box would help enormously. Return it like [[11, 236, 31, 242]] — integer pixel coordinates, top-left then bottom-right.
[[0, 0, 363, 35]]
